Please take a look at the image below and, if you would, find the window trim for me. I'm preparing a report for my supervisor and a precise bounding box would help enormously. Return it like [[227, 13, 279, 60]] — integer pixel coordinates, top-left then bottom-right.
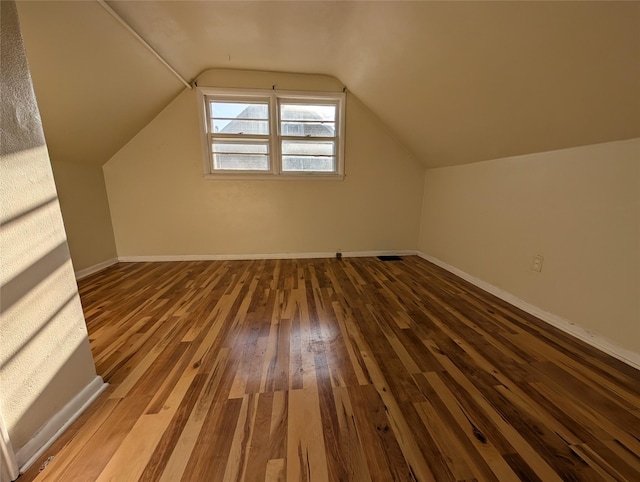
[[197, 87, 345, 180]]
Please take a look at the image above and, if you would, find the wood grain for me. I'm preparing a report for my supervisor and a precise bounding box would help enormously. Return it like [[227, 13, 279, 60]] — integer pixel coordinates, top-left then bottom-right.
[[21, 257, 640, 481]]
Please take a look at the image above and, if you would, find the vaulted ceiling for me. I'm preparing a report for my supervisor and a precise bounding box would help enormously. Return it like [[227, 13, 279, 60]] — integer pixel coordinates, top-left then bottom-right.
[[16, 1, 640, 168]]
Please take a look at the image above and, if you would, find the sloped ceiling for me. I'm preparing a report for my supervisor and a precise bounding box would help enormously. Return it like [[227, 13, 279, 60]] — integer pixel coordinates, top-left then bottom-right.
[[16, 1, 640, 168]]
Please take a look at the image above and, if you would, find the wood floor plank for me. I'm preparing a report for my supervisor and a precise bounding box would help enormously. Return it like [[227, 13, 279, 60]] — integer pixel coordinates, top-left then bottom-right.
[[360, 350, 437, 481], [21, 256, 640, 482], [331, 386, 373, 481], [268, 390, 288, 462], [414, 371, 521, 482], [286, 388, 330, 481], [346, 384, 412, 481], [265, 459, 286, 482], [413, 399, 482, 481], [95, 412, 172, 482], [222, 394, 259, 481], [243, 393, 275, 482]]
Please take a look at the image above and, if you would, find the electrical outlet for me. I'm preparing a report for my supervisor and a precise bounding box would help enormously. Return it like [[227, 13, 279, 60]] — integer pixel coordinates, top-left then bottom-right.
[[531, 255, 544, 272]]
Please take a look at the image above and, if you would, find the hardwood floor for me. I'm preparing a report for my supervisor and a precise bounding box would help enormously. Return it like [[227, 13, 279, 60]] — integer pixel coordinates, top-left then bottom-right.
[[21, 256, 640, 481]]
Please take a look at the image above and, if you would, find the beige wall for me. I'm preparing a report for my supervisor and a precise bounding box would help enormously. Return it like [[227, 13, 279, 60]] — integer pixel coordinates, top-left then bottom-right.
[[0, 0, 98, 454], [104, 69, 424, 257], [419, 139, 640, 354], [51, 161, 117, 272]]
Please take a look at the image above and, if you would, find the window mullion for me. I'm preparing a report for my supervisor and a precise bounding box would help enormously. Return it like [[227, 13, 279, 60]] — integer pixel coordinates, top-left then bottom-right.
[[211, 134, 270, 141], [280, 135, 338, 142], [271, 94, 280, 175]]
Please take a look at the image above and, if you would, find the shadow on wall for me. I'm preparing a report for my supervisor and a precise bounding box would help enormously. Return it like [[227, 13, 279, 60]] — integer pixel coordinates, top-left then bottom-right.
[[1, 241, 71, 314], [0, 181, 99, 471]]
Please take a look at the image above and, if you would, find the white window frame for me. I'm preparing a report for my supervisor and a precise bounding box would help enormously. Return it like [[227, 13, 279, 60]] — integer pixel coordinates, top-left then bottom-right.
[[197, 87, 345, 180]]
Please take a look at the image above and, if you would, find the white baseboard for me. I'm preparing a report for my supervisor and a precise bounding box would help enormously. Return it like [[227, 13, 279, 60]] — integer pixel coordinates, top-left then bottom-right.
[[16, 376, 108, 473], [117, 250, 418, 263], [75, 258, 118, 280], [416, 252, 640, 371]]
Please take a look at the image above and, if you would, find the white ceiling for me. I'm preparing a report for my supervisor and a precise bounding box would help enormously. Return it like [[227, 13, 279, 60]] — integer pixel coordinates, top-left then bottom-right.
[[16, 1, 640, 168]]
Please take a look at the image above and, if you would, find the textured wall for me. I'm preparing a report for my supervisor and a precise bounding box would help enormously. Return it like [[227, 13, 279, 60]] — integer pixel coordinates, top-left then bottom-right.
[[419, 139, 640, 355], [104, 69, 425, 257], [0, 0, 98, 452]]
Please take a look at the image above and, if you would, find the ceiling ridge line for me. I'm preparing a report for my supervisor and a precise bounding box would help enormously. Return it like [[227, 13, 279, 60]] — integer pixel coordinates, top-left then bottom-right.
[[96, 0, 192, 90]]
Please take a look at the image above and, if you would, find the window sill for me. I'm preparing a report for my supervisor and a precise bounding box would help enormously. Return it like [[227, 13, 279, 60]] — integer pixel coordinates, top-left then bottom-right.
[[203, 173, 345, 181]]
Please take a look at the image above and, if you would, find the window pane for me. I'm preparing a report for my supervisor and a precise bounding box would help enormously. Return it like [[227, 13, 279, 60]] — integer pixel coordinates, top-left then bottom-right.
[[212, 119, 269, 135], [280, 103, 336, 137], [212, 139, 270, 171], [282, 140, 334, 156], [281, 104, 336, 121], [209, 101, 270, 134], [282, 156, 336, 172], [214, 154, 270, 171], [213, 141, 269, 154], [210, 102, 268, 119]]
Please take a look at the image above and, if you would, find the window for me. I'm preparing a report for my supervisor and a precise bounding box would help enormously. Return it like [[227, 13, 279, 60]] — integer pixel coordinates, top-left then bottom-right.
[[280, 102, 337, 173], [198, 88, 345, 179], [208, 98, 271, 172]]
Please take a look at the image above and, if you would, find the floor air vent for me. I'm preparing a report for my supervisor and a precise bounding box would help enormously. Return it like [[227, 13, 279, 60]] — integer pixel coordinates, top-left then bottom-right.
[[377, 255, 403, 261]]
